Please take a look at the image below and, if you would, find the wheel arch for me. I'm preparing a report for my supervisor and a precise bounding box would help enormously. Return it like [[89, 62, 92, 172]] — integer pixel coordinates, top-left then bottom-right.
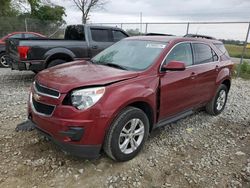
[[108, 99, 156, 134], [221, 79, 231, 91], [46, 53, 74, 67], [127, 101, 155, 132]]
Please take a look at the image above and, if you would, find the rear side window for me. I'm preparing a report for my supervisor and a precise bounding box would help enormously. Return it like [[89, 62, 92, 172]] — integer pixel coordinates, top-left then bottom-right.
[[165, 43, 193, 66], [112, 30, 128, 42], [65, 25, 85, 40], [91, 28, 111, 42], [193, 43, 218, 64]]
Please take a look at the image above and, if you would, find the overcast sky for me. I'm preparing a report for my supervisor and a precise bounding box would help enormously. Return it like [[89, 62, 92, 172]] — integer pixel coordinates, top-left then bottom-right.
[[53, 0, 250, 40]]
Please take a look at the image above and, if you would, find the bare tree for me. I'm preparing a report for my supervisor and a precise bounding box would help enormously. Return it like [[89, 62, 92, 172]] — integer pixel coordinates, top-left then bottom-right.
[[71, 0, 106, 24]]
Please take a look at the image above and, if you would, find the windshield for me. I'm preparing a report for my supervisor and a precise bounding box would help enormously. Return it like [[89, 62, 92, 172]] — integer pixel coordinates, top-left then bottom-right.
[[91, 40, 166, 71]]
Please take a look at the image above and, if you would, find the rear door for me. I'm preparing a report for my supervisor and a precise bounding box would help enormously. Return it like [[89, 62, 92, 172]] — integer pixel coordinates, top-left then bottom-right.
[[159, 42, 199, 120], [89, 27, 114, 57], [191, 42, 219, 103]]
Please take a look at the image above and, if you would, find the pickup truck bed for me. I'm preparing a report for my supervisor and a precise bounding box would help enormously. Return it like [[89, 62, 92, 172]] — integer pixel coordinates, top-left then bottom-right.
[[7, 24, 129, 72]]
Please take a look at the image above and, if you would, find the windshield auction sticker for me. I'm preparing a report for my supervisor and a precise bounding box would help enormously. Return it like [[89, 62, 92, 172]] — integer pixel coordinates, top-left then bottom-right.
[[146, 44, 166, 49]]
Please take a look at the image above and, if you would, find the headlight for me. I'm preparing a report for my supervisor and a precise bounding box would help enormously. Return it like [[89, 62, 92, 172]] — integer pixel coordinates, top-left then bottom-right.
[[71, 87, 105, 110]]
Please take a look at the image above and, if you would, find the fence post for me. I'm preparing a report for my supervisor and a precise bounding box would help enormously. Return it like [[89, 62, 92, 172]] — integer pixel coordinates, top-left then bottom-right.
[[25, 18, 28, 32], [186, 22, 190, 35], [145, 23, 148, 34], [237, 22, 250, 77], [120, 23, 123, 29]]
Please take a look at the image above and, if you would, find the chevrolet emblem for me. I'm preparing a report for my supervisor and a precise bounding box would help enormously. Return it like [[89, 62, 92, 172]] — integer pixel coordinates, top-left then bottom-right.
[[33, 93, 41, 101]]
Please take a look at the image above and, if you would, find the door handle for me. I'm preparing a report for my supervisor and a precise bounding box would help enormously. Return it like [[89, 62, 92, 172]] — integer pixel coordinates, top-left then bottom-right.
[[190, 72, 196, 79], [92, 45, 98, 49]]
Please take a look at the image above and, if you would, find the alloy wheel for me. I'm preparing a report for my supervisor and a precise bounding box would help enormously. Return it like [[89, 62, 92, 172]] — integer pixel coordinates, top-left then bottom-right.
[[119, 118, 145, 154], [216, 90, 226, 111]]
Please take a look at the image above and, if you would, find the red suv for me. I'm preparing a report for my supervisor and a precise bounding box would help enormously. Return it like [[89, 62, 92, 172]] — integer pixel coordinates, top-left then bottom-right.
[[28, 35, 233, 161]]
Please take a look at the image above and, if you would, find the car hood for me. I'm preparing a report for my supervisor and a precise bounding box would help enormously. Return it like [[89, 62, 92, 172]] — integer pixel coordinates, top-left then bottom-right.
[[36, 61, 139, 93]]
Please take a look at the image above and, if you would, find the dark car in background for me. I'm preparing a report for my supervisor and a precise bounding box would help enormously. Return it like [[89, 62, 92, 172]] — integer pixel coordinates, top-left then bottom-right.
[[6, 25, 129, 73], [0, 32, 46, 67]]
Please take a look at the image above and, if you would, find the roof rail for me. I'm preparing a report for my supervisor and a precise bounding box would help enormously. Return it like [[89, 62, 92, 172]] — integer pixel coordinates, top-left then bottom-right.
[[145, 33, 175, 36], [184, 34, 216, 40]]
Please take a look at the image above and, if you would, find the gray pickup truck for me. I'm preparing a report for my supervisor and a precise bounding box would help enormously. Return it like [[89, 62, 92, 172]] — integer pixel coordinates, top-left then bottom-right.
[[7, 24, 129, 72]]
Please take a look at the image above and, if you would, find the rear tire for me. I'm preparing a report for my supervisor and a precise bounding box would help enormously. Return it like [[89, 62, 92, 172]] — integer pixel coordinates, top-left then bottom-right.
[[47, 59, 66, 68], [206, 84, 228, 116], [103, 107, 149, 162], [0, 52, 9, 68]]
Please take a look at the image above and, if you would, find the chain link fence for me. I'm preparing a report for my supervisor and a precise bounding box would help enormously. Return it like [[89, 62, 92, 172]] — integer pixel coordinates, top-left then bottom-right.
[[95, 22, 250, 77], [0, 17, 66, 38]]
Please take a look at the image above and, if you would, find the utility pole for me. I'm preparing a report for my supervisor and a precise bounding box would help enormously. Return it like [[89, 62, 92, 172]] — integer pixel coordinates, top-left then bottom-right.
[[25, 18, 28, 32], [140, 12, 142, 34]]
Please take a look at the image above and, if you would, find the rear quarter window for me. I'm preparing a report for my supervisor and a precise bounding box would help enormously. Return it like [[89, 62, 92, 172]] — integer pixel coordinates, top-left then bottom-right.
[[214, 43, 230, 57]]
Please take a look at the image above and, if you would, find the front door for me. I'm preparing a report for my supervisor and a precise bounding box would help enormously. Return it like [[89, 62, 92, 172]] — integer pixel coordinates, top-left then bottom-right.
[[89, 28, 114, 57], [159, 42, 198, 120]]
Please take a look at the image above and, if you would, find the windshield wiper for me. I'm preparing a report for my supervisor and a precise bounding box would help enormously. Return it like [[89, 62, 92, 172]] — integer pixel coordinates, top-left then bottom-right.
[[102, 63, 127, 70], [90, 60, 127, 70]]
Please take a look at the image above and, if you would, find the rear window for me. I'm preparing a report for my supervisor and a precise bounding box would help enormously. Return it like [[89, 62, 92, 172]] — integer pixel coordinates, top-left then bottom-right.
[[91, 28, 111, 42], [65, 25, 85, 40]]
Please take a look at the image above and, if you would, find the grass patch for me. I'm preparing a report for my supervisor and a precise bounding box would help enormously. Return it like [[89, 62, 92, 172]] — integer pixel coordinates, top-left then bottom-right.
[[233, 61, 250, 79], [225, 44, 250, 59]]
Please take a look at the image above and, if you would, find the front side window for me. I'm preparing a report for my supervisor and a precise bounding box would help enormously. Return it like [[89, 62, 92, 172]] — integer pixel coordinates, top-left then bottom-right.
[[92, 40, 166, 71], [91, 28, 111, 42], [164, 43, 193, 66], [193, 43, 216, 64]]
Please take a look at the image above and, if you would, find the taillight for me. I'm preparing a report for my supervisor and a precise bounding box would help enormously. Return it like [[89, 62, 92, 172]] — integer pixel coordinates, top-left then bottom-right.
[[17, 46, 30, 60]]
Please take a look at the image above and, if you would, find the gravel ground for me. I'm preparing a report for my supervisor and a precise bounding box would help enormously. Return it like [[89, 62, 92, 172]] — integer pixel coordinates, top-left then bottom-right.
[[0, 68, 250, 188]]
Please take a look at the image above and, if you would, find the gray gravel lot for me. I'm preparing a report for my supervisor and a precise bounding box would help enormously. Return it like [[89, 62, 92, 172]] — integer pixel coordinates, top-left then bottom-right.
[[0, 68, 250, 188]]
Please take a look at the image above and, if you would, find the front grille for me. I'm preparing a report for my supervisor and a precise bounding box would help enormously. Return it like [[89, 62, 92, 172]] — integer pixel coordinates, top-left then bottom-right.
[[35, 81, 60, 98], [32, 97, 55, 116]]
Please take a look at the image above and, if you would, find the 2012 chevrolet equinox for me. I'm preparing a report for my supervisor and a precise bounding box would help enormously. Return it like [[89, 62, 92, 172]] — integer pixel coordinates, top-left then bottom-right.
[[28, 35, 233, 161]]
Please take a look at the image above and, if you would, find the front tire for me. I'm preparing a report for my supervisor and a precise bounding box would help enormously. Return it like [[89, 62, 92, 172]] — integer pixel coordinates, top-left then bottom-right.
[[0, 52, 9, 68], [206, 84, 228, 115], [104, 107, 149, 162]]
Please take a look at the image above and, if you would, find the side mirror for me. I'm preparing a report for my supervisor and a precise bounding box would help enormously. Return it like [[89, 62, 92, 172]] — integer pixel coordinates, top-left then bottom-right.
[[161, 61, 186, 71]]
